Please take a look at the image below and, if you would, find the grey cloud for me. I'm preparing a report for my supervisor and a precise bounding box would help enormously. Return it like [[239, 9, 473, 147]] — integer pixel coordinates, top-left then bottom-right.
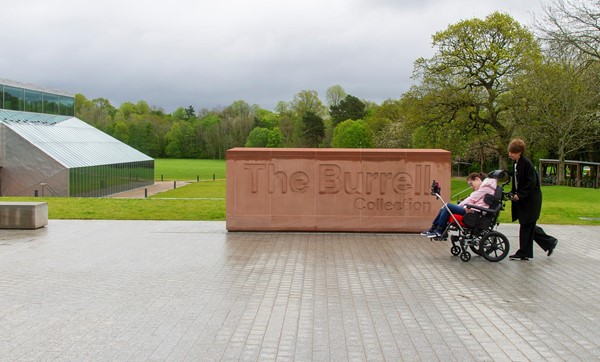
[[1, 0, 546, 113]]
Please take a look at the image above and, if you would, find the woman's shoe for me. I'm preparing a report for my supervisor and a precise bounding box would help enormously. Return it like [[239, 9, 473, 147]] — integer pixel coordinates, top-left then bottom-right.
[[509, 254, 529, 260], [547, 239, 558, 256]]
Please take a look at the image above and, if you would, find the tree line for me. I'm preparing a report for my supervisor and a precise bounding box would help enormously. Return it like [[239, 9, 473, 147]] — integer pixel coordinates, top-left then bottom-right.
[[75, 0, 600, 183]]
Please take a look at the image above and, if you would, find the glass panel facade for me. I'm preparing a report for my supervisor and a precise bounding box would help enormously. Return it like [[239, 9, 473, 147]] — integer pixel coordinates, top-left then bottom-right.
[[69, 160, 154, 197], [24, 89, 44, 113], [0, 81, 74, 116], [3, 86, 24, 111], [43, 93, 59, 115], [59, 95, 74, 116]]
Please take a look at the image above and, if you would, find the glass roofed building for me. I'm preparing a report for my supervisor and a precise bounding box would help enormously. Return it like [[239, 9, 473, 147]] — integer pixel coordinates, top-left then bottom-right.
[[0, 79, 154, 197]]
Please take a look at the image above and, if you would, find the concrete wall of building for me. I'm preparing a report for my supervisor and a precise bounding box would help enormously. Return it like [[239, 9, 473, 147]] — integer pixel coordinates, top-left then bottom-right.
[[0, 126, 69, 197], [226, 148, 451, 232]]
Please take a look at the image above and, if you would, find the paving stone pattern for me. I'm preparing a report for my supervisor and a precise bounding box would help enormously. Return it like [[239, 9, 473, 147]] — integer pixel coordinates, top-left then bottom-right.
[[0, 221, 598, 361]]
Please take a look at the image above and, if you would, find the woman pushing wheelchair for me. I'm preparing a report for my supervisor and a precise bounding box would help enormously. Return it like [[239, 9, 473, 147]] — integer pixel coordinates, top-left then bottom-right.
[[508, 138, 558, 260]]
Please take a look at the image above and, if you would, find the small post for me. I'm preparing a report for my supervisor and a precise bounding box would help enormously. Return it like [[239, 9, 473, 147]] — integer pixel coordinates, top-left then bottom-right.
[[144, 188, 148, 198], [174, 181, 176, 189], [213, 173, 215, 181], [34, 190, 39, 197], [197, 175, 199, 182], [161, 174, 164, 181]]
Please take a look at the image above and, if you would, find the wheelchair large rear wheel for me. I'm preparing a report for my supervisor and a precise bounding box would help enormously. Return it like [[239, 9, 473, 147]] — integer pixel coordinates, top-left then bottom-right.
[[479, 231, 510, 262]]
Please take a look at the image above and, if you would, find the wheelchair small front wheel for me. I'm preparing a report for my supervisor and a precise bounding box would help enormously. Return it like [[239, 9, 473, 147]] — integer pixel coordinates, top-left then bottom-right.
[[460, 251, 471, 262], [450, 245, 461, 256], [479, 231, 510, 262]]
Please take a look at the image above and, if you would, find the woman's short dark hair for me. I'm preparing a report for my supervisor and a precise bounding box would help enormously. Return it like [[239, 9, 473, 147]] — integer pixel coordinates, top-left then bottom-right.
[[508, 139, 526, 154]]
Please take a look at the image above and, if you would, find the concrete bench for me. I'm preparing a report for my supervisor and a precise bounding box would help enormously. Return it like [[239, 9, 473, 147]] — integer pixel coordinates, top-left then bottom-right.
[[0, 202, 48, 229]]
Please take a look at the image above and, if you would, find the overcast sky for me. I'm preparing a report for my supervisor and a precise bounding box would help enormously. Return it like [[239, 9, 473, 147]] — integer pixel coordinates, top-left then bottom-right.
[[1, 0, 547, 113]]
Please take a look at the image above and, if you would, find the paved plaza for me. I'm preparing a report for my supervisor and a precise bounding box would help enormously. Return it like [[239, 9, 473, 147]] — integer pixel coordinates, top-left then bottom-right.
[[0, 220, 599, 361]]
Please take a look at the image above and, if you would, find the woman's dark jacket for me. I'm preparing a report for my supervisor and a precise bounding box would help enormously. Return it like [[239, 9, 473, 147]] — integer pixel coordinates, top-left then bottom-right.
[[511, 155, 542, 224]]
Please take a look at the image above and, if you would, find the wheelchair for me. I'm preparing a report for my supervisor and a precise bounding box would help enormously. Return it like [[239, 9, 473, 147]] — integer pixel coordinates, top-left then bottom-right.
[[429, 170, 511, 262]]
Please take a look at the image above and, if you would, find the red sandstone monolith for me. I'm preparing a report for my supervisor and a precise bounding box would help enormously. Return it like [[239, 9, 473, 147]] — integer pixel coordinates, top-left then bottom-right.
[[226, 148, 451, 232]]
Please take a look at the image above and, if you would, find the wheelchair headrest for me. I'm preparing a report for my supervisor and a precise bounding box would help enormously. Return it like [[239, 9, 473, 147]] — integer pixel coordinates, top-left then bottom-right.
[[487, 169, 510, 183]]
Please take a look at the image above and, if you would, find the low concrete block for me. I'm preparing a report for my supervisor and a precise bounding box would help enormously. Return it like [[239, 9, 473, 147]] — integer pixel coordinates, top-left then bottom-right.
[[226, 148, 451, 232], [0, 202, 48, 229]]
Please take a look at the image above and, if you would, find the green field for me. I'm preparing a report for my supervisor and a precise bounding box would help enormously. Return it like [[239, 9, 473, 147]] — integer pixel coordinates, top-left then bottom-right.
[[154, 158, 226, 181], [449, 177, 600, 225], [1, 159, 598, 224]]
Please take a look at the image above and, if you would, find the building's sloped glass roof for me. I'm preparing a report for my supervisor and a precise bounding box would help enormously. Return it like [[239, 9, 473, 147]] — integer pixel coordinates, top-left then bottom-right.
[[0, 110, 71, 124], [1, 110, 152, 168]]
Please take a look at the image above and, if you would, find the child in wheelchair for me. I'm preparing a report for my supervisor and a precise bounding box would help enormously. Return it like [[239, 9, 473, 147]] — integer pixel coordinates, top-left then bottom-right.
[[421, 172, 497, 238], [427, 170, 512, 262]]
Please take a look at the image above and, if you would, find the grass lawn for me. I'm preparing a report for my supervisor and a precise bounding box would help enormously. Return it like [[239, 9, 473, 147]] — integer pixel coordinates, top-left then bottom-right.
[[154, 158, 225, 181], [450, 177, 600, 225], [37, 197, 225, 220], [1, 159, 598, 225], [151, 180, 226, 199]]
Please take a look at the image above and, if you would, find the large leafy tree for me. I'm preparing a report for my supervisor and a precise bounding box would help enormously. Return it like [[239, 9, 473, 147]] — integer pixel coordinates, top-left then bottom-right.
[[245, 127, 270, 147], [184, 105, 196, 120], [129, 121, 161, 157], [290, 90, 327, 118], [365, 99, 405, 147], [536, 0, 600, 62], [74, 94, 115, 132], [300, 111, 325, 147], [112, 121, 130, 144], [165, 121, 200, 158], [199, 113, 226, 159], [221, 100, 255, 150], [332, 120, 374, 148], [514, 58, 600, 183], [254, 109, 279, 129], [330, 95, 367, 127], [275, 107, 297, 147], [325, 85, 347, 108], [245, 127, 284, 147], [412, 12, 541, 168]]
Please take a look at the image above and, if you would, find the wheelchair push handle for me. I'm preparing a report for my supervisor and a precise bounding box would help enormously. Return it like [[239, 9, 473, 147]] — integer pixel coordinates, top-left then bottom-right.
[[430, 180, 441, 195]]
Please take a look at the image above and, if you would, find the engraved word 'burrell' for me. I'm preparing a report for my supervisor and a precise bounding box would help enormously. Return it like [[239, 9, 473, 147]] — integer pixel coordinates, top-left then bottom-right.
[[318, 164, 413, 195], [242, 162, 431, 196]]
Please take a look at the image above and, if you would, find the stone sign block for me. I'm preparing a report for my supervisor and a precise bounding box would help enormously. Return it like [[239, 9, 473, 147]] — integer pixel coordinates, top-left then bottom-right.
[[0, 202, 48, 229], [226, 148, 451, 232]]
